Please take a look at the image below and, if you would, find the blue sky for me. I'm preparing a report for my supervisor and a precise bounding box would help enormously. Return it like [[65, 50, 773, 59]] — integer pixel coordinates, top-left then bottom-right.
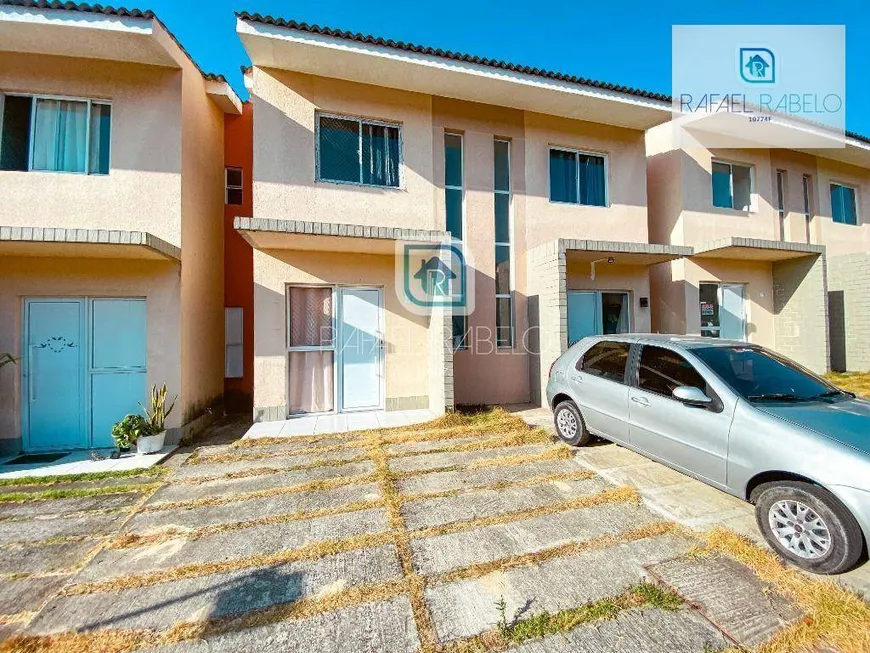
[[151, 0, 870, 136]]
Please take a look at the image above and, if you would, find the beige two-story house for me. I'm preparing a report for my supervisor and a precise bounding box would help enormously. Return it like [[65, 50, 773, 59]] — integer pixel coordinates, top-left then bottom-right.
[[646, 123, 870, 374], [234, 12, 689, 419], [0, 2, 240, 453]]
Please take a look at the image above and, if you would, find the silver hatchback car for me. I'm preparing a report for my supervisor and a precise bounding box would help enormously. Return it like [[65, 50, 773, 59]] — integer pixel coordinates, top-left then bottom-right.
[[546, 334, 870, 574]]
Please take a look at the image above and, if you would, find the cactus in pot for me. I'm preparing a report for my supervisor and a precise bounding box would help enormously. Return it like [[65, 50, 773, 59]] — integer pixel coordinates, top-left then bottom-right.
[[136, 384, 177, 454]]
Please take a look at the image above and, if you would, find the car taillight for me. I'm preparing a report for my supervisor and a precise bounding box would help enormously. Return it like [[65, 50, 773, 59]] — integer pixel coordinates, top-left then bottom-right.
[[548, 360, 557, 378]]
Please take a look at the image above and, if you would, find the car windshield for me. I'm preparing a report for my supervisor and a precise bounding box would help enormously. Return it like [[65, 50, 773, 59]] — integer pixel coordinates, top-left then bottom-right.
[[692, 346, 847, 402]]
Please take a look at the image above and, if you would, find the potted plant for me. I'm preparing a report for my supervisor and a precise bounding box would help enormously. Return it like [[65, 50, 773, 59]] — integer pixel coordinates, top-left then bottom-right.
[[111, 414, 151, 453], [137, 383, 177, 455]]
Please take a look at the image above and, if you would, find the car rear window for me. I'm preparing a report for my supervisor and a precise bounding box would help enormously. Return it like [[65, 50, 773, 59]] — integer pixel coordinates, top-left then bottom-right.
[[578, 341, 630, 384]]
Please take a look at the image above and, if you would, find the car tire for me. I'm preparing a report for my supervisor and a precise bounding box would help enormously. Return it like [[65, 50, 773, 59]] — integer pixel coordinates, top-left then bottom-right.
[[553, 400, 591, 447], [753, 481, 864, 575]]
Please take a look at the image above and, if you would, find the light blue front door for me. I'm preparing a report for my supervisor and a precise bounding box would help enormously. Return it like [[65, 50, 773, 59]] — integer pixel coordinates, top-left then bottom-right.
[[339, 288, 383, 411], [25, 299, 87, 451], [24, 297, 147, 451], [567, 291, 600, 346], [89, 299, 147, 448]]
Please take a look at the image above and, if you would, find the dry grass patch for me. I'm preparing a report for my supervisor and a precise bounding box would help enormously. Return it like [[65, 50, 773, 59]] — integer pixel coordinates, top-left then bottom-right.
[[409, 485, 640, 540], [388, 428, 553, 459], [440, 582, 683, 653], [173, 454, 370, 485], [188, 439, 368, 465], [108, 498, 384, 549], [702, 527, 870, 653], [0, 483, 160, 504], [392, 445, 576, 482], [399, 470, 597, 505], [61, 530, 395, 596], [430, 520, 680, 586], [367, 433, 440, 653], [825, 371, 870, 398], [139, 471, 379, 513], [0, 467, 170, 488]]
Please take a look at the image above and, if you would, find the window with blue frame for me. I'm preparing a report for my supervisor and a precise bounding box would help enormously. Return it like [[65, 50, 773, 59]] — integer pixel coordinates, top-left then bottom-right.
[[444, 132, 468, 350], [830, 183, 858, 225], [549, 147, 607, 206], [317, 113, 400, 187], [712, 161, 752, 211]]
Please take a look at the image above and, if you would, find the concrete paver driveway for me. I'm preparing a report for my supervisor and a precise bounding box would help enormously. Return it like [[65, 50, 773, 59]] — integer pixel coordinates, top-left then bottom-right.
[[0, 413, 836, 652]]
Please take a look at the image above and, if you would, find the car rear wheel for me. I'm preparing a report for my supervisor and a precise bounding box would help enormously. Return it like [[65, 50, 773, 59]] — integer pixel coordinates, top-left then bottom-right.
[[553, 400, 591, 447], [753, 481, 864, 575]]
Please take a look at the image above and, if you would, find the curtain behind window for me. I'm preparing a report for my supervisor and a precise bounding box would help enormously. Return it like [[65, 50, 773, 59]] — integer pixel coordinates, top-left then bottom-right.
[[362, 123, 399, 187], [578, 154, 606, 206], [288, 287, 335, 414], [32, 99, 87, 173], [549, 149, 577, 203]]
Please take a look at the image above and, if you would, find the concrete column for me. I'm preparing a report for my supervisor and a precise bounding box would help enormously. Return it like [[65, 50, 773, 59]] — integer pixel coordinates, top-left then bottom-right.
[[772, 254, 830, 374], [527, 240, 567, 406]]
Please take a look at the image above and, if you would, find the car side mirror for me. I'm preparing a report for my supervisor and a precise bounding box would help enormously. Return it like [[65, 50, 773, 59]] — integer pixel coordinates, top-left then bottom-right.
[[672, 386, 712, 407]]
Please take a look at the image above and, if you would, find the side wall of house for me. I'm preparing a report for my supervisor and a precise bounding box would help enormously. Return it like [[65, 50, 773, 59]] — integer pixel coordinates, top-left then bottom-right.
[[179, 65, 226, 432], [826, 253, 870, 372]]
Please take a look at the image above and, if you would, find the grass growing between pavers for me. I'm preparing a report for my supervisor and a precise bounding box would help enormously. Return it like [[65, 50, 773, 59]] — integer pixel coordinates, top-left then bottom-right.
[[0, 467, 170, 488], [108, 498, 385, 549], [408, 486, 639, 540], [6, 409, 664, 653], [0, 483, 162, 504], [440, 582, 684, 653], [825, 371, 870, 398], [700, 527, 870, 653], [429, 521, 681, 587]]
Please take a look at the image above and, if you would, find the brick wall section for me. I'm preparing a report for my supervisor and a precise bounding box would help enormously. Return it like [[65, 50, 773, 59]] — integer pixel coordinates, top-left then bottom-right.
[[428, 305, 455, 412], [827, 253, 870, 372], [527, 240, 567, 406], [772, 254, 830, 374]]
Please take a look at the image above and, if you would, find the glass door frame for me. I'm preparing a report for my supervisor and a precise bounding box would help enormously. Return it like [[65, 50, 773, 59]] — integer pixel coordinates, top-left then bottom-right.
[[698, 282, 747, 340], [566, 290, 632, 346], [285, 284, 386, 417], [286, 284, 338, 417]]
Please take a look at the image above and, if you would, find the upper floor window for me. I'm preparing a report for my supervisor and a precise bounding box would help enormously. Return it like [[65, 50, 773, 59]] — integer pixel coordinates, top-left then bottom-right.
[[712, 161, 752, 211], [549, 147, 607, 206], [317, 113, 400, 188], [0, 94, 111, 175], [225, 167, 243, 205], [830, 183, 858, 225]]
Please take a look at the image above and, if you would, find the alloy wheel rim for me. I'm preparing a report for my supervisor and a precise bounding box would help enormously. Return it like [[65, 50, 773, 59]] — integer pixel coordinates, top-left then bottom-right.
[[768, 499, 832, 560], [556, 409, 578, 439]]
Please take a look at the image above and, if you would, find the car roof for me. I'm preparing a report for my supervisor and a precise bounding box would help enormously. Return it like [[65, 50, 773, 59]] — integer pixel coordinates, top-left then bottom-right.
[[583, 333, 754, 350]]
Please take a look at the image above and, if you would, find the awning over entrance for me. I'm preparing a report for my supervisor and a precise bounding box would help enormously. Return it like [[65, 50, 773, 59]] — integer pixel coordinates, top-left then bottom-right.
[[562, 239, 693, 266], [0, 226, 180, 261], [692, 237, 824, 262], [234, 217, 449, 255]]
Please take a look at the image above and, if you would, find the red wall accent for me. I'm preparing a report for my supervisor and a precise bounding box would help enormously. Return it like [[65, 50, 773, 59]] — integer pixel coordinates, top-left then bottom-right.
[[223, 102, 254, 412]]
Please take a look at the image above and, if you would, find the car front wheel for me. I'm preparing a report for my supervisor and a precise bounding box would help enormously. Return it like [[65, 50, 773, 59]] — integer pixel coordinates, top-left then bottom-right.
[[753, 481, 864, 575], [553, 400, 591, 447]]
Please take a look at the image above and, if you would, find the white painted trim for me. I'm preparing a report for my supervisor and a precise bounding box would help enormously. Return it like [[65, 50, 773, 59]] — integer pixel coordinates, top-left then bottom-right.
[[711, 159, 755, 213], [0, 6, 152, 34], [237, 18, 671, 113]]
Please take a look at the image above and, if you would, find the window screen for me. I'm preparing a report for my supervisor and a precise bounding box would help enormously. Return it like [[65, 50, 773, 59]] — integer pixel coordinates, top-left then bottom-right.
[[578, 341, 630, 383]]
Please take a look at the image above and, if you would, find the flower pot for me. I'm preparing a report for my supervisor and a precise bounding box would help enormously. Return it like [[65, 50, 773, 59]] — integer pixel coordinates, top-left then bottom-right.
[[136, 431, 166, 455]]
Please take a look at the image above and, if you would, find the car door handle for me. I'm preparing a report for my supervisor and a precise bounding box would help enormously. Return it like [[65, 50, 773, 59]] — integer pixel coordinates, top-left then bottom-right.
[[630, 396, 650, 407]]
